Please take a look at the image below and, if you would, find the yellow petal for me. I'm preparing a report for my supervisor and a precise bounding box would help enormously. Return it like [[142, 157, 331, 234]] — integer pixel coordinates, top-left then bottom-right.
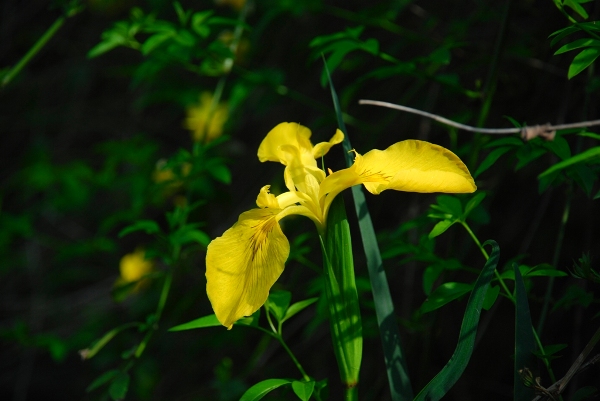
[[355, 140, 476, 194], [319, 140, 476, 219], [257, 122, 314, 166], [206, 208, 290, 329], [256, 185, 280, 209], [311, 129, 344, 159]]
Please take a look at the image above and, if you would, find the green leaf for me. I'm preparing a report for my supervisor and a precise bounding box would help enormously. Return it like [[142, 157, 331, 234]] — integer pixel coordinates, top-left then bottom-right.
[[533, 343, 568, 362], [423, 265, 444, 296], [86, 370, 120, 392], [435, 195, 463, 217], [324, 58, 412, 400], [141, 32, 174, 55], [419, 282, 473, 314], [267, 290, 292, 322], [564, 0, 590, 19], [513, 263, 536, 401], [475, 147, 512, 177], [118, 220, 161, 238], [568, 47, 600, 79], [543, 135, 571, 160], [292, 380, 315, 401], [428, 220, 455, 239], [169, 314, 221, 331], [464, 192, 487, 218], [554, 38, 600, 55], [578, 131, 600, 141], [321, 195, 363, 386], [239, 379, 293, 401], [108, 372, 129, 401], [414, 240, 500, 401], [169, 227, 210, 247], [538, 146, 600, 178], [482, 285, 500, 310], [281, 297, 319, 323], [208, 163, 232, 184]]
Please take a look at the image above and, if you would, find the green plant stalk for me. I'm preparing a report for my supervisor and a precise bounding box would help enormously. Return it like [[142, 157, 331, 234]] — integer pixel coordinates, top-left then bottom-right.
[[461, 221, 558, 384], [537, 184, 573, 337], [319, 195, 362, 401], [2, 16, 66, 87], [264, 306, 311, 381]]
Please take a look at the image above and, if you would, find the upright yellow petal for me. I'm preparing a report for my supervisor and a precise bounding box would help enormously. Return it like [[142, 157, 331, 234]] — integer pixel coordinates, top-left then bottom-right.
[[257, 122, 314, 165], [206, 208, 290, 329], [312, 129, 344, 159], [356, 140, 476, 194]]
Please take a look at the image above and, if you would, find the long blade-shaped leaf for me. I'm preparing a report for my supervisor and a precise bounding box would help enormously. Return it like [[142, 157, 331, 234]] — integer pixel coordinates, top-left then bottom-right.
[[514, 263, 536, 401], [323, 56, 413, 401], [414, 240, 500, 401]]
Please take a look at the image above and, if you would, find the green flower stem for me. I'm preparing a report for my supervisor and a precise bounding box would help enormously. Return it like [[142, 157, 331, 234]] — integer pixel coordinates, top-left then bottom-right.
[[264, 306, 311, 381], [2, 16, 66, 87], [537, 184, 572, 337], [134, 269, 173, 358], [277, 335, 311, 382], [460, 221, 558, 384]]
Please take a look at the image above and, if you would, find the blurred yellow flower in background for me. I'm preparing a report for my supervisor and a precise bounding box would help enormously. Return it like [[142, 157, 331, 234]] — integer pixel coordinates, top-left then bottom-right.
[[184, 92, 229, 143], [116, 248, 154, 293]]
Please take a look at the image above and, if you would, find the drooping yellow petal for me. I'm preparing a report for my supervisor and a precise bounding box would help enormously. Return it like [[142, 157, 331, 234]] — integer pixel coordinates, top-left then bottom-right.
[[318, 140, 476, 219], [357, 140, 476, 194], [206, 208, 290, 329]]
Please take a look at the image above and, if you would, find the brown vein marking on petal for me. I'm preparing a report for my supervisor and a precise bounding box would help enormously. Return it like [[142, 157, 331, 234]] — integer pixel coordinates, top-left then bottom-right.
[[248, 217, 278, 261]]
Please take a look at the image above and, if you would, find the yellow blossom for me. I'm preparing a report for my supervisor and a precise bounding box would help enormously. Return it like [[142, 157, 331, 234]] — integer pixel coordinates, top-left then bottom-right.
[[206, 122, 476, 328], [184, 92, 228, 143], [117, 248, 154, 292]]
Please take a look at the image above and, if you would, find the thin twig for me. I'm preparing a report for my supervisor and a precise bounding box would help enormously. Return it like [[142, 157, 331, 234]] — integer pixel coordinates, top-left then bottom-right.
[[530, 326, 600, 401], [359, 99, 600, 141]]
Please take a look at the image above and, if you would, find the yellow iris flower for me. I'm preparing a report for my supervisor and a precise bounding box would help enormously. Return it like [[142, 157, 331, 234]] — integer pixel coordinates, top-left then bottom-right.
[[206, 122, 476, 328]]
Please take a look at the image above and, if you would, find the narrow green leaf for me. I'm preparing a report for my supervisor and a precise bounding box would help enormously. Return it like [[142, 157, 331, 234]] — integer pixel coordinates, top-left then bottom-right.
[[118, 220, 160, 238], [414, 240, 500, 401], [239, 379, 292, 401], [324, 57, 413, 400], [563, 0, 590, 19], [141, 32, 174, 55], [554, 38, 600, 55], [281, 297, 319, 323], [108, 372, 129, 401], [475, 147, 512, 177], [267, 290, 292, 322], [169, 314, 220, 331], [568, 47, 600, 79], [514, 263, 536, 401], [86, 370, 120, 392], [538, 146, 600, 178], [292, 380, 315, 401], [418, 282, 473, 314], [464, 192, 486, 218], [428, 220, 455, 239]]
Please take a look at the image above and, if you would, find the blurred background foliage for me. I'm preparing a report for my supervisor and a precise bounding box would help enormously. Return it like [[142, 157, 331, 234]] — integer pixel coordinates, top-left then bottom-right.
[[1, 0, 600, 400]]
